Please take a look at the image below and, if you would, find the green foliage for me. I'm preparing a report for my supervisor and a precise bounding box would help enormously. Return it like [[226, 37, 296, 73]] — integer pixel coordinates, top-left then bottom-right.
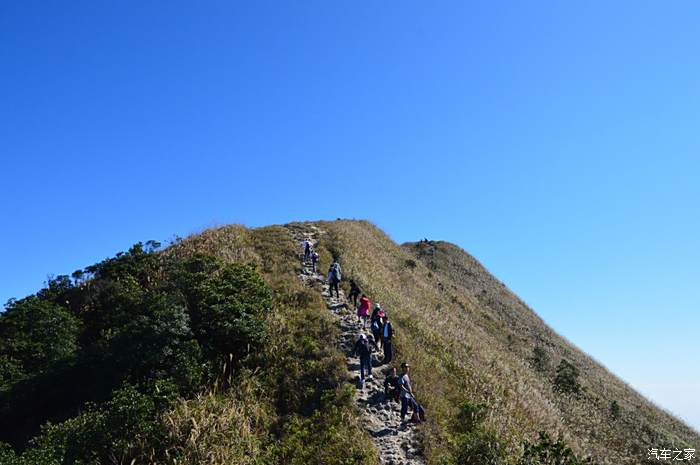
[[174, 254, 272, 368], [531, 346, 549, 372], [446, 402, 507, 465], [518, 431, 585, 465], [553, 359, 581, 395], [609, 400, 621, 420], [0, 229, 374, 465], [0, 297, 80, 382], [0, 243, 272, 458]]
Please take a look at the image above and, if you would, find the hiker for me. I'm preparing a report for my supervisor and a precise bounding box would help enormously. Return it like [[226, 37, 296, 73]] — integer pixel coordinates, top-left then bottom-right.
[[384, 366, 400, 403], [303, 239, 312, 261], [327, 260, 342, 298], [370, 304, 385, 350], [352, 333, 373, 386], [357, 294, 371, 328], [399, 362, 421, 425], [382, 314, 395, 363], [311, 250, 319, 273], [348, 279, 362, 307]]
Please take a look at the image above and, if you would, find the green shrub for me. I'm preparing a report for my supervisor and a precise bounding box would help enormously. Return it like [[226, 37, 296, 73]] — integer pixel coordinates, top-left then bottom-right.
[[609, 400, 621, 419], [448, 402, 508, 465], [531, 346, 549, 372], [553, 359, 580, 395], [518, 431, 585, 465]]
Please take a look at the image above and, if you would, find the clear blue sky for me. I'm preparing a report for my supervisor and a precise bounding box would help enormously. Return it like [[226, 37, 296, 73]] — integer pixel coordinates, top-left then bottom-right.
[[1, 1, 698, 431]]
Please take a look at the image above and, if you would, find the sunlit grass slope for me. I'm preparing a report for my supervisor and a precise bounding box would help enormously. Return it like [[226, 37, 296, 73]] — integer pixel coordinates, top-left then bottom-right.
[[308, 219, 698, 465]]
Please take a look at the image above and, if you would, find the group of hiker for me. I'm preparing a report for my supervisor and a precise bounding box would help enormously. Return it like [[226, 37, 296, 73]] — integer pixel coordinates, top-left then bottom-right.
[[302, 238, 320, 273], [301, 238, 424, 426]]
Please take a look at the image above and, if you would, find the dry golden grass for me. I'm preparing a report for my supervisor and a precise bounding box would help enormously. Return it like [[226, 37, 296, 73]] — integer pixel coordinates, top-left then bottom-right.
[[163, 219, 697, 465], [162, 377, 272, 465], [308, 219, 699, 465]]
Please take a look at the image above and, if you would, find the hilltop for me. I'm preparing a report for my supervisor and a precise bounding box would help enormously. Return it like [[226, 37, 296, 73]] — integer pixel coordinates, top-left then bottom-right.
[[0, 219, 696, 465]]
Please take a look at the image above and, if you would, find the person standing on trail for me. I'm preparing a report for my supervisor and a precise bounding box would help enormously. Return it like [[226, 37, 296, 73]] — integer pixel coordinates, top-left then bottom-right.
[[357, 294, 371, 328], [370, 305, 385, 350], [399, 362, 419, 425], [303, 239, 312, 261], [327, 260, 342, 298], [381, 314, 395, 363], [352, 333, 373, 386], [348, 279, 362, 307], [311, 250, 319, 273], [384, 366, 400, 403]]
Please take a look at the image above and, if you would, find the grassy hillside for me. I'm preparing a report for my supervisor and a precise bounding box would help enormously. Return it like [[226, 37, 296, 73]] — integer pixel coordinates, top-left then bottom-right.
[[314, 219, 698, 464], [1, 219, 696, 465], [0, 225, 374, 465]]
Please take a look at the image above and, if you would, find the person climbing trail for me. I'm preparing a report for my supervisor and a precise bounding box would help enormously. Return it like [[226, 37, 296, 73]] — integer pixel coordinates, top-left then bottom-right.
[[382, 314, 395, 363], [311, 250, 319, 273], [348, 279, 362, 307], [370, 304, 385, 350], [357, 294, 371, 328], [327, 259, 342, 298], [384, 366, 400, 403], [399, 362, 421, 426], [303, 239, 312, 262], [352, 333, 373, 387], [294, 229, 427, 465]]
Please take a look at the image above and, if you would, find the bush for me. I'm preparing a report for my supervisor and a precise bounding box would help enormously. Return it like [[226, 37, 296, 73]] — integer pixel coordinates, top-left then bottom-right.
[[531, 346, 549, 372], [609, 400, 621, 419], [553, 359, 580, 395], [448, 402, 508, 465], [518, 431, 584, 465]]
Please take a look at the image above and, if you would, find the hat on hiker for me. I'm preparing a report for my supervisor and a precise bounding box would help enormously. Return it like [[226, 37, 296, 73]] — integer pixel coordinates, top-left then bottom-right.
[[401, 362, 410, 368], [359, 333, 367, 340], [374, 303, 381, 309]]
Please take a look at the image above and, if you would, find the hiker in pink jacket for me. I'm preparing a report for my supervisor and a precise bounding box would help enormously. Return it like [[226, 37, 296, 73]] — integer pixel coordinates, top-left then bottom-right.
[[357, 294, 371, 328]]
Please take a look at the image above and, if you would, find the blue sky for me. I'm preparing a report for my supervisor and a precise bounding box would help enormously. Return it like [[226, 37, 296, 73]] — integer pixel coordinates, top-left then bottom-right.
[[1, 1, 698, 431]]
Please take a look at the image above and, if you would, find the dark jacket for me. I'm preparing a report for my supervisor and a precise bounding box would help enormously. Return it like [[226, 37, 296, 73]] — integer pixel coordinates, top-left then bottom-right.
[[352, 338, 372, 359], [349, 280, 362, 294], [384, 374, 400, 394]]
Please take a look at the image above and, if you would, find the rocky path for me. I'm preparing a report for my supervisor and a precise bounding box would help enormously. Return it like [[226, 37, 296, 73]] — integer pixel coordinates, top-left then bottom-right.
[[295, 230, 426, 465]]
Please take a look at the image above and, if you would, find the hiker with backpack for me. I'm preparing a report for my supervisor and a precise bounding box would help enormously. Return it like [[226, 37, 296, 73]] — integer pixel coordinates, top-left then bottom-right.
[[381, 314, 395, 363], [303, 239, 312, 262], [357, 294, 371, 328], [384, 366, 400, 403], [398, 362, 425, 425], [348, 279, 362, 307], [327, 260, 342, 298], [311, 250, 319, 273], [352, 333, 373, 386], [370, 304, 385, 350]]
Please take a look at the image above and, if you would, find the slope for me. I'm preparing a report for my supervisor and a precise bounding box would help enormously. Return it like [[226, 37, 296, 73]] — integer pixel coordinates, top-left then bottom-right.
[[307, 219, 698, 465]]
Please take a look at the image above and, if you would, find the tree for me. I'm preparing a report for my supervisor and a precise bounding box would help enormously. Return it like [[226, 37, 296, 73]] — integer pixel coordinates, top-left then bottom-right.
[[0, 297, 79, 380]]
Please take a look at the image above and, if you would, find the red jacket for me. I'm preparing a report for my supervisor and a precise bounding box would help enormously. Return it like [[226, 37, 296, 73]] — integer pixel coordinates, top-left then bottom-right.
[[358, 296, 371, 317]]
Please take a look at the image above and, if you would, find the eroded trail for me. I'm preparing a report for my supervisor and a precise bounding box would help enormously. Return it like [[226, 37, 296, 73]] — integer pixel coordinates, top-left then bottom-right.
[[294, 229, 426, 465]]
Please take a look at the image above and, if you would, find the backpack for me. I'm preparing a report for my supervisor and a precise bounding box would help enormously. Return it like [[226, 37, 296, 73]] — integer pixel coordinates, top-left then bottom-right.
[[331, 263, 342, 282]]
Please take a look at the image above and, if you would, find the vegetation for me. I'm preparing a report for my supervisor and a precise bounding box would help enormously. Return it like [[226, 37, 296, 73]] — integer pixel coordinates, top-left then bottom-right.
[[315, 219, 698, 465], [1, 219, 697, 465], [553, 359, 581, 395], [0, 226, 374, 465]]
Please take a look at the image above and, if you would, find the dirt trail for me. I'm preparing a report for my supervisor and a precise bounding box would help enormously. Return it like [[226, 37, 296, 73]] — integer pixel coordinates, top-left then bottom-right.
[[295, 228, 426, 465]]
